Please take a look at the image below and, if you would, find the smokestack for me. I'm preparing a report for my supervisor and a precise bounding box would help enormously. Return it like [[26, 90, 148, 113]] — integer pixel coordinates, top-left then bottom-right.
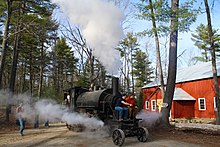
[[112, 77, 119, 96]]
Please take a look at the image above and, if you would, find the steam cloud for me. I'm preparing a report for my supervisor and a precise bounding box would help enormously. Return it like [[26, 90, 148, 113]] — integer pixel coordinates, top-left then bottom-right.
[[1, 91, 162, 137], [136, 110, 162, 129], [52, 0, 124, 74], [0, 91, 104, 131], [29, 99, 103, 130]]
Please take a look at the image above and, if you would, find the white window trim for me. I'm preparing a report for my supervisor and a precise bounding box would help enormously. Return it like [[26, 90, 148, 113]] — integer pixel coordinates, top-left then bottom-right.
[[145, 101, 149, 109], [214, 97, 217, 111], [198, 98, 206, 110], [151, 100, 156, 111]]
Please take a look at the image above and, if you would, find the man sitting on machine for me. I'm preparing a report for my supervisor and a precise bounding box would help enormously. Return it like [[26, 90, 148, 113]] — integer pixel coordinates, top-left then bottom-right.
[[125, 94, 137, 119], [115, 94, 132, 121]]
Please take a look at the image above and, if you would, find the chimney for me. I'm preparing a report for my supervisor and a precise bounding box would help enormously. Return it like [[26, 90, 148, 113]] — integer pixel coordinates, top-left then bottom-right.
[[112, 77, 119, 96]]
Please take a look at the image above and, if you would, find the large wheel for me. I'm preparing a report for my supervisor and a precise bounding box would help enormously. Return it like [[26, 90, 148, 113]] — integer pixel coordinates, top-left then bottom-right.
[[136, 127, 149, 142], [112, 129, 125, 146]]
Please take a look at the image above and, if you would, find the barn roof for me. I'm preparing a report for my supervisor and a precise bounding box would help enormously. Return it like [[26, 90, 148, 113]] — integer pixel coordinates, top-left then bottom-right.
[[143, 61, 220, 88], [173, 88, 196, 101]]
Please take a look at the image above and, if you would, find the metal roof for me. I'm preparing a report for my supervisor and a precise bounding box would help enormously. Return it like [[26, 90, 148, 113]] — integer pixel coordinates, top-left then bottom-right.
[[173, 88, 196, 101], [143, 61, 220, 88]]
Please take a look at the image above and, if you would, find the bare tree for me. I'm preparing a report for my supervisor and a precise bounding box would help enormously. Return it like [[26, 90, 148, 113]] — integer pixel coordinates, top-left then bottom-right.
[[148, 0, 165, 99], [161, 0, 179, 127], [61, 22, 103, 90], [203, 0, 220, 125]]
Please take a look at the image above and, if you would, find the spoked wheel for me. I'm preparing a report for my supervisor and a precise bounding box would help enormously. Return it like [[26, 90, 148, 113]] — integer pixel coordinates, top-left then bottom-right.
[[112, 129, 125, 146], [136, 127, 149, 142]]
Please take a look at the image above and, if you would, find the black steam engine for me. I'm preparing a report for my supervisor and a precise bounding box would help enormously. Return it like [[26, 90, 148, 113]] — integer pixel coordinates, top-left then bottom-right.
[[64, 77, 148, 146]]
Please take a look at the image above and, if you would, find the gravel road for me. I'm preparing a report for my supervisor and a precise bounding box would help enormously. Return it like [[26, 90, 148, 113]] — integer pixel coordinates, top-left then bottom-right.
[[1, 123, 220, 147]]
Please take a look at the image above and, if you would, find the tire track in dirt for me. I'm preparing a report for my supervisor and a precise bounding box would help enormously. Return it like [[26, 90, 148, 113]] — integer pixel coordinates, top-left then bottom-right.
[[0, 124, 69, 146]]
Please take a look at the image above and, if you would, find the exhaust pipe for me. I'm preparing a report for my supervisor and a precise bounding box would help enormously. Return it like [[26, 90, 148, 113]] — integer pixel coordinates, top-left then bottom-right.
[[112, 77, 119, 97]]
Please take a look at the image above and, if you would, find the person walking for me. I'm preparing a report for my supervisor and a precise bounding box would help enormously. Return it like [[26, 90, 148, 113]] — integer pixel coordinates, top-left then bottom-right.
[[16, 103, 25, 136]]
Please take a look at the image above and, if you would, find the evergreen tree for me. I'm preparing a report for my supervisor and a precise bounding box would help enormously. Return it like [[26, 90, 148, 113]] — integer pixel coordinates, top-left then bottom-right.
[[117, 32, 139, 93], [133, 49, 154, 89], [52, 37, 78, 98], [191, 24, 220, 62]]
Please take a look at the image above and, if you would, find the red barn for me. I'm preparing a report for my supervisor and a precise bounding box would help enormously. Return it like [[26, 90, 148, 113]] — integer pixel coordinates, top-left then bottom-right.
[[142, 61, 219, 122]]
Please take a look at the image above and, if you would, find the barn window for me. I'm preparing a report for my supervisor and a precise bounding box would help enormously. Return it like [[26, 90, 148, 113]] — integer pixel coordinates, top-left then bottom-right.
[[198, 98, 206, 110], [145, 101, 149, 109], [151, 100, 156, 111]]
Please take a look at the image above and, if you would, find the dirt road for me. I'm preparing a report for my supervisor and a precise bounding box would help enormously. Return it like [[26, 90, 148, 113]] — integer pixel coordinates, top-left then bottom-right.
[[0, 123, 220, 147]]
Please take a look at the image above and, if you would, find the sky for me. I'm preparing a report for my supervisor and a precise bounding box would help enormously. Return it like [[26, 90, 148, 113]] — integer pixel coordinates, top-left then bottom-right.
[[128, 0, 220, 68], [177, 0, 220, 67]]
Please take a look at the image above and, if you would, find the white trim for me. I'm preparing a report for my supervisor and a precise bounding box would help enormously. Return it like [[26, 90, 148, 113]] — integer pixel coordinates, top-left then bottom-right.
[[151, 100, 156, 111], [198, 98, 206, 110], [214, 97, 217, 111], [145, 101, 149, 109]]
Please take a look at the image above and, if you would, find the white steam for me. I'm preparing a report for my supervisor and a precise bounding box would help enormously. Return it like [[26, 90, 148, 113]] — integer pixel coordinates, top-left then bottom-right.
[[33, 99, 104, 130], [136, 110, 162, 129], [35, 99, 67, 122], [0, 90, 104, 131], [52, 0, 124, 74], [62, 112, 104, 129]]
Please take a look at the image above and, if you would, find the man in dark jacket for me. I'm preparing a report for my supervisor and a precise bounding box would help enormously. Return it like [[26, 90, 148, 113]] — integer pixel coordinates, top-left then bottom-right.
[[115, 94, 132, 120]]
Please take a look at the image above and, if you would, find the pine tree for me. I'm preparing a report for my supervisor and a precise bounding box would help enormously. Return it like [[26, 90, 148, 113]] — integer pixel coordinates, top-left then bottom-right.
[[52, 37, 78, 98], [133, 49, 154, 88], [191, 24, 220, 62], [116, 32, 139, 93]]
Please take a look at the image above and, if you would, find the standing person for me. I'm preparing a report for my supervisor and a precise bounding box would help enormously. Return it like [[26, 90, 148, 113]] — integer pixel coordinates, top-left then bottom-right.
[[115, 94, 132, 120], [16, 103, 25, 136], [67, 95, 71, 107], [45, 120, 49, 127], [64, 95, 71, 107], [34, 114, 39, 128]]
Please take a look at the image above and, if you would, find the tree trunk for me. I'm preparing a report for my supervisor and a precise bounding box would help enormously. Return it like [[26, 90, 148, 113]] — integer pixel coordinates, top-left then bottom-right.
[[38, 43, 44, 98], [7, 0, 22, 122], [149, 0, 165, 99], [203, 0, 220, 125], [161, 0, 179, 128], [57, 65, 60, 93], [0, 0, 13, 89], [29, 51, 33, 96], [6, 21, 21, 122], [131, 46, 134, 94], [126, 56, 130, 93], [123, 49, 127, 92], [19, 61, 24, 93], [22, 60, 27, 93], [60, 64, 64, 92], [9, 1, 22, 94], [53, 53, 58, 96]]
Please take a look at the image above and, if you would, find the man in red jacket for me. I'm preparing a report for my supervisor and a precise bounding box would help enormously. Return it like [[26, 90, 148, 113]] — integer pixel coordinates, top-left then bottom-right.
[[126, 95, 136, 119]]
